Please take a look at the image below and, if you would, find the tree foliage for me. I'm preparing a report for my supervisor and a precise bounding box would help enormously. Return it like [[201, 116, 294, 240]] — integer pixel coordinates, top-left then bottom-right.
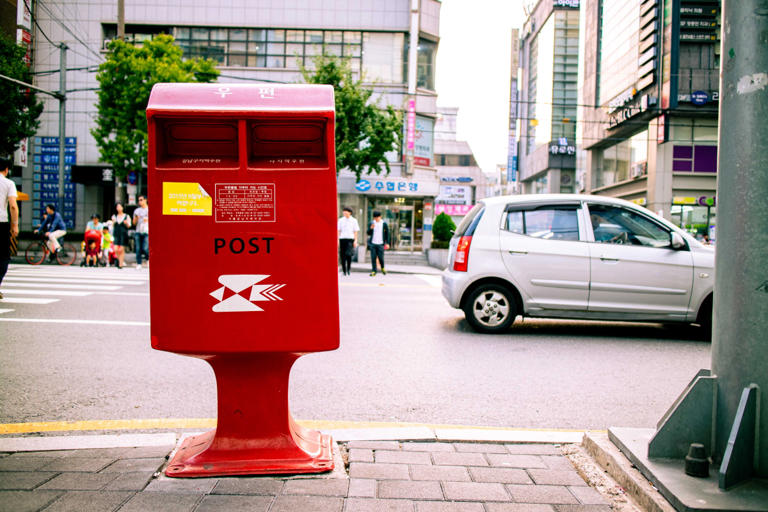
[[0, 34, 44, 158], [302, 54, 402, 180], [432, 212, 457, 243], [92, 34, 218, 178]]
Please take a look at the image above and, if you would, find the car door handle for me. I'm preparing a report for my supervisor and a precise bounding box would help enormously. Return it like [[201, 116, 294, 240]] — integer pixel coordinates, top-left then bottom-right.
[[599, 255, 619, 262], [508, 250, 528, 255]]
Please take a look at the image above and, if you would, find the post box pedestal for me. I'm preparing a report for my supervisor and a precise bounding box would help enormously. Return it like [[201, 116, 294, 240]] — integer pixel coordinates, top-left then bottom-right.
[[165, 353, 335, 477]]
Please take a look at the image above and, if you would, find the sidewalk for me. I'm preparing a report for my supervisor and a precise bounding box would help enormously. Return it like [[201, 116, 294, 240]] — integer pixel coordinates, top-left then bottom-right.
[[0, 429, 641, 512]]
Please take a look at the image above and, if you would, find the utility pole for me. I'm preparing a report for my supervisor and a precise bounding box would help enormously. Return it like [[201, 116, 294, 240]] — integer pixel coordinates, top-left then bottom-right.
[[117, 0, 125, 40], [57, 43, 67, 219]]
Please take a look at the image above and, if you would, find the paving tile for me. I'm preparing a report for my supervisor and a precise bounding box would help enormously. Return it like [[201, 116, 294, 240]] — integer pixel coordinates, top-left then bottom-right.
[[416, 502, 485, 512], [282, 478, 348, 496], [0, 456, 58, 471], [349, 449, 374, 463], [442, 481, 510, 501], [103, 472, 155, 491], [349, 463, 410, 480], [467, 467, 532, 484], [485, 504, 555, 512], [376, 450, 432, 465], [431, 452, 488, 467], [43, 490, 132, 512], [539, 456, 575, 471], [377, 480, 443, 500], [348, 478, 376, 498], [453, 443, 509, 454], [408, 465, 470, 482], [143, 476, 218, 493], [270, 495, 343, 512], [526, 470, 586, 486], [6, 451, 72, 458], [38, 472, 119, 491], [506, 484, 579, 505], [401, 443, 455, 453], [486, 454, 547, 469], [348, 441, 401, 450], [566, 485, 608, 505], [117, 491, 202, 512], [195, 494, 271, 512], [40, 457, 115, 472], [0, 490, 64, 512], [505, 445, 562, 456], [0, 471, 58, 490], [553, 506, 612, 512], [345, 497, 415, 512], [212, 477, 283, 495], [100, 458, 166, 473]]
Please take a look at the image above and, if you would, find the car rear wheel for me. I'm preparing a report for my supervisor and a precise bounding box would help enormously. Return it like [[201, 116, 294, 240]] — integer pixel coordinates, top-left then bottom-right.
[[463, 284, 517, 333]]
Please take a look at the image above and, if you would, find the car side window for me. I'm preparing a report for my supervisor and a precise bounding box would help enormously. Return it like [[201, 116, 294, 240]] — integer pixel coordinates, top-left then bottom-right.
[[504, 207, 580, 241], [589, 204, 671, 248]]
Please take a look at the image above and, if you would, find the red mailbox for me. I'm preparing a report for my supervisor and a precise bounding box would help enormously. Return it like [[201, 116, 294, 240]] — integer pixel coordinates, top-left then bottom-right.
[[147, 83, 339, 477]]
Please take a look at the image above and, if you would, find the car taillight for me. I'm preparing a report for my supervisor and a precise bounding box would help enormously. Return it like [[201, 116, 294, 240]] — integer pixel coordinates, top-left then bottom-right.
[[453, 235, 472, 272]]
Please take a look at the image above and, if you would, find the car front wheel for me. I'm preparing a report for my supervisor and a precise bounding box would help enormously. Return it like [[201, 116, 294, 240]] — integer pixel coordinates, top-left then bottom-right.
[[463, 284, 517, 333]]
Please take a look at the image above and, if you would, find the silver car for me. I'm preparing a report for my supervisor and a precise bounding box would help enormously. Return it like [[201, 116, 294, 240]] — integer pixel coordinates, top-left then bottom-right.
[[441, 194, 714, 335]]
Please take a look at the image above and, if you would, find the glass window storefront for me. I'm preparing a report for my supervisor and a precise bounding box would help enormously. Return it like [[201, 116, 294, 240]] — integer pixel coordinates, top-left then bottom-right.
[[367, 198, 424, 251], [595, 129, 648, 188], [671, 203, 716, 243]]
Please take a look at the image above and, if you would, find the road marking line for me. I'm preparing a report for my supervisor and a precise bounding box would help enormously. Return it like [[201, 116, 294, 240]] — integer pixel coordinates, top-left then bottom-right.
[[340, 283, 434, 288], [0, 318, 149, 326], [1, 283, 122, 291], [0, 418, 596, 435], [415, 274, 442, 288], [0, 308, 14, 314], [0, 289, 92, 296], [0, 297, 59, 304], [5, 277, 145, 285]]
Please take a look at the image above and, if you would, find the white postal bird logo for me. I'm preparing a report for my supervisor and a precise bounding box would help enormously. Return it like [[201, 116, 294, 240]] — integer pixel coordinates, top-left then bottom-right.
[[209, 274, 285, 312]]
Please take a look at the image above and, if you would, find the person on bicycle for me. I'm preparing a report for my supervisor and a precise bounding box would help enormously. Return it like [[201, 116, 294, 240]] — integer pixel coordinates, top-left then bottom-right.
[[34, 204, 67, 260]]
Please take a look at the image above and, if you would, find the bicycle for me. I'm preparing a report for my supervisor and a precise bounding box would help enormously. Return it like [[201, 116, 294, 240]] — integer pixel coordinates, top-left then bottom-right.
[[25, 237, 78, 266]]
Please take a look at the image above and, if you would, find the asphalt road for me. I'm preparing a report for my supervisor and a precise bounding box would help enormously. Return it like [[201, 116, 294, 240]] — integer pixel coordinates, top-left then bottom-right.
[[0, 263, 711, 431]]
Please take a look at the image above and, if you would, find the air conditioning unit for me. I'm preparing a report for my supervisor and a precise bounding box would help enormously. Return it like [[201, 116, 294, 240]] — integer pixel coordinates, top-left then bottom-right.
[[631, 161, 647, 178]]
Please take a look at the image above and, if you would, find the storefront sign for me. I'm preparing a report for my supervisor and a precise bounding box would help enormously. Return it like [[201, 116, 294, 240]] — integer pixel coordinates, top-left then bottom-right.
[[413, 115, 434, 167], [673, 195, 716, 206], [343, 175, 439, 197], [549, 138, 576, 156], [440, 177, 473, 183], [406, 99, 416, 151], [437, 185, 472, 205], [553, 0, 579, 8], [435, 204, 474, 216], [630, 198, 647, 206], [678, 91, 718, 104], [608, 87, 637, 113]]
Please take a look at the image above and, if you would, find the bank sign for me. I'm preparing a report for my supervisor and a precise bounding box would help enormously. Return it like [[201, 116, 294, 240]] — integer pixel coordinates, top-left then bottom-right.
[[342, 176, 440, 197]]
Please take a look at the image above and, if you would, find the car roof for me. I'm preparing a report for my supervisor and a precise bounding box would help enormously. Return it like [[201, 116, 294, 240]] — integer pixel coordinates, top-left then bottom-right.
[[478, 194, 639, 208]]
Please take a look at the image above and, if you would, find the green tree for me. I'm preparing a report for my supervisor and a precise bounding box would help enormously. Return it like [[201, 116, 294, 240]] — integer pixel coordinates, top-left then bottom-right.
[[431, 212, 456, 248], [302, 54, 402, 181], [92, 34, 218, 179], [0, 34, 43, 157]]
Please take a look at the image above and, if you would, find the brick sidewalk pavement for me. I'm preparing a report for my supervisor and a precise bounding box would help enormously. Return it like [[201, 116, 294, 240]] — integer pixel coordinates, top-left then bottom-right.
[[0, 439, 613, 512]]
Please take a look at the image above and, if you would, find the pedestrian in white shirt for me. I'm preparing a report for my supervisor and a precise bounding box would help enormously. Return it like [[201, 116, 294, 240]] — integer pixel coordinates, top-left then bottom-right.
[[0, 158, 20, 297], [337, 206, 360, 276]]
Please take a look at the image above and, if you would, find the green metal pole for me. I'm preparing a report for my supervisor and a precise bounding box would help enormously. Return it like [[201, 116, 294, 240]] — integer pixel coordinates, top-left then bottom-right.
[[712, 0, 768, 477]]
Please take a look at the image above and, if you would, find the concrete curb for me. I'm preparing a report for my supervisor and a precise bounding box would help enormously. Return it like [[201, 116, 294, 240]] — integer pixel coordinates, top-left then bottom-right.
[[583, 431, 676, 512], [0, 428, 586, 453]]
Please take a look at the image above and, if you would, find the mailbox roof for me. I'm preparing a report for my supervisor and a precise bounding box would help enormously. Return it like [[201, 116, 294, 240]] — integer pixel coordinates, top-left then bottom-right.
[[147, 83, 334, 113]]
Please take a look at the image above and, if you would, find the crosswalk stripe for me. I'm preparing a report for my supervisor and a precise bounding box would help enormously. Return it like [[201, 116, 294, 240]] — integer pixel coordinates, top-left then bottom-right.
[[1, 282, 122, 291], [0, 289, 92, 297], [7, 271, 147, 282], [4, 277, 145, 285], [0, 308, 14, 314], [0, 318, 149, 326], [0, 298, 59, 304]]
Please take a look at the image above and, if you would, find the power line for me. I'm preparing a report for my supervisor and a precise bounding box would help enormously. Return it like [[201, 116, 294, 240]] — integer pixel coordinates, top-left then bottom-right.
[[36, 0, 103, 61]]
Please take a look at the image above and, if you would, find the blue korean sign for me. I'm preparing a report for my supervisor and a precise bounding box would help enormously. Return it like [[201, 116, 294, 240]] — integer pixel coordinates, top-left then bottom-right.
[[32, 137, 77, 228], [691, 91, 709, 105]]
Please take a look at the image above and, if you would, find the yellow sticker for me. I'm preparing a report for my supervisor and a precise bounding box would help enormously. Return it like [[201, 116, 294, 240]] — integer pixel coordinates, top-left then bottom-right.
[[163, 182, 212, 216]]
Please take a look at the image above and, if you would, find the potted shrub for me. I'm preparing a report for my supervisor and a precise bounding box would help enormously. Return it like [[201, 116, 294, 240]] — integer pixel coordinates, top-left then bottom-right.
[[427, 212, 456, 268]]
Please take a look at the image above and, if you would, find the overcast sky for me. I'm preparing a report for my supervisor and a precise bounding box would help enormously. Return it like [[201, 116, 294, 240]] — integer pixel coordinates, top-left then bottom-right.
[[435, 0, 527, 176]]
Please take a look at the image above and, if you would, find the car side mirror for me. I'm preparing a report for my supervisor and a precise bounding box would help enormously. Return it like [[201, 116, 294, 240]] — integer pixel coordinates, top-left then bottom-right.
[[670, 232, 686, 250]]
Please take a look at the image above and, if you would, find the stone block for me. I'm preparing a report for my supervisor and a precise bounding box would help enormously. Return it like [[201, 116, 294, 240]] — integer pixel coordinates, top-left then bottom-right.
[[118, 492, 202, 512], [377, 480, 443, 500], [0, 490, 64, 512], [345, 497, 415, 511], [486, 454, 547, 469], [38, 472, 118, 491], [270, 496, 343, 512], [212, 477, 283, 495], [42, 490, 132, 512], [283, 478, 349, 496], [100, 458, 166, 473], [506, 484, 578, 505], [454, 443, 509, 454], [349, 463, 410, 480], [103, 472, 154, 491], [401, 443, 456, 453], [431, 452, 488, 467], [468, 467, 532, 484], [409, 465, 470, 482], [348, 478, 376, 498], [195, 494, 272, 512], [526, 470, 587, 486], [39, 458, 115, 473], [0, 471, 58, 490], [375, 451, 432, 465], [442, 481, 510, 501]]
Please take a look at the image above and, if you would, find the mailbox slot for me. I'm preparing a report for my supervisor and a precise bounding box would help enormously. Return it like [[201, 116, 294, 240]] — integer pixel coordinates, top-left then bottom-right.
[[248, 119, 328, 169], [155, 118, 239, 169]]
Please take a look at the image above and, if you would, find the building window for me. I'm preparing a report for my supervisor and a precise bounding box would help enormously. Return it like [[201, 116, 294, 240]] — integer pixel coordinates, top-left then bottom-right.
[[416, 38, 437, 90], [672, 145, 717, 173], [598, 0, 641, 105], [103, 24, 373, 72], [362, 32, 404, 83], [595, 129, 648, 188]]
